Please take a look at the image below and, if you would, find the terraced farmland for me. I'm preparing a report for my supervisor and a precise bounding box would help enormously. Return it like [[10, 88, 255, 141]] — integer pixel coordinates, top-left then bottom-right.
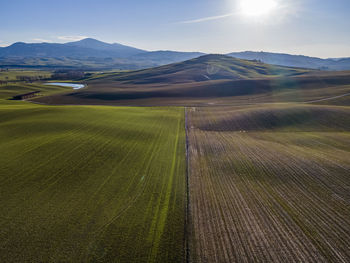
[[187, 104, 350, 262], [0, 100, 186, 262]]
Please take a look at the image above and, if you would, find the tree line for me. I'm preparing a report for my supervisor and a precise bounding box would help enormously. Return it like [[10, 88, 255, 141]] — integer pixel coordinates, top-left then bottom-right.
[[0, 70, 91, 85]]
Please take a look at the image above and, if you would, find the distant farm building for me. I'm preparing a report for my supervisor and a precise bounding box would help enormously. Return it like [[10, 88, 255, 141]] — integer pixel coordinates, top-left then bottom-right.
[[12, 91, 40, 100]]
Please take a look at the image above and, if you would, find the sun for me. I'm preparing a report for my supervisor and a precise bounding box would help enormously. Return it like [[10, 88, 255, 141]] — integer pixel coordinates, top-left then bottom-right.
[[239, 0, 278, 17]]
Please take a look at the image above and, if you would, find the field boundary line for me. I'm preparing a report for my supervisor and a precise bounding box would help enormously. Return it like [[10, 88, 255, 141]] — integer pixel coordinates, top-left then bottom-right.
[[304, 92, 350, 103], [184, 107, 190, 263]]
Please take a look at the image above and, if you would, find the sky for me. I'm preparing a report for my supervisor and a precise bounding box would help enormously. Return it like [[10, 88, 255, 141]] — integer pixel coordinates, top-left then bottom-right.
[[1, 0, 349, 58]]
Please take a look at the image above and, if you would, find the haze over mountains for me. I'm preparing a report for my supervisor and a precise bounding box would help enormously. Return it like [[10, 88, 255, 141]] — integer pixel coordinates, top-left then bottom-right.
[[0, 38, 145, 58], [0, 38, 349, 70]]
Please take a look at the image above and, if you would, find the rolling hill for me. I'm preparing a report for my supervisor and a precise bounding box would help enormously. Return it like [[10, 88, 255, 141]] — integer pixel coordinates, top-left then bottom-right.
[[228, 51, 350, 70], [1, 62, 350, 263], [99, 54, 310, 84], [33, 54, 350, 106], [127, 50, 205, 67]]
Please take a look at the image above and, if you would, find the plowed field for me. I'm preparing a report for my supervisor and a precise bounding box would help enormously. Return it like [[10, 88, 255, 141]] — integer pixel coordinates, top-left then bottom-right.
[[187, 104, 350, 262]]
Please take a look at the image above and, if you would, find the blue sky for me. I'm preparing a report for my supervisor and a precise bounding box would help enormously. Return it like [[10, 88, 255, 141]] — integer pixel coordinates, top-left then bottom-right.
[[1, 0, 349, 58]]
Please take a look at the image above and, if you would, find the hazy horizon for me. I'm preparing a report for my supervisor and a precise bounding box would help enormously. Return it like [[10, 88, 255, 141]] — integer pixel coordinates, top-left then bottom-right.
[[1, 0, 349, 58]]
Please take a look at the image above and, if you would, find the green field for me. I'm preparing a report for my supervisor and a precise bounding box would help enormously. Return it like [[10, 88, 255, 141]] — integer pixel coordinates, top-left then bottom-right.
[[0, 99, 186, 262], [0, 82, 73, 102], [0, 70, 51, 81], [1, 64, 350, 263]]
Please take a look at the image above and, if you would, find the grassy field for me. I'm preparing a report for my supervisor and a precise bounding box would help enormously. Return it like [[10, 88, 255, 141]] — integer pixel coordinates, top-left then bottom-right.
[[0, 98, 186, 262], [0, 69, 51, 81], [1, 66, 350, 262], [0, 82, 74, 102], [187, 104, 350, 262], [0, 70, 68, 103]]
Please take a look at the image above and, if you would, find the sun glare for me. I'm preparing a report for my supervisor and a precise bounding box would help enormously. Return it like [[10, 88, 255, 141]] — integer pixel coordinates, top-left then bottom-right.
[[239, 0, 278, 17]]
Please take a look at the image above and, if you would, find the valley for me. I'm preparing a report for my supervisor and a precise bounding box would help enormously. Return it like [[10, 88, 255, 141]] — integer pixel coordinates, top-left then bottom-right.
[[32, 55, 350, 106], [2, 0, 350, 261], [0, 55, 349, 262]]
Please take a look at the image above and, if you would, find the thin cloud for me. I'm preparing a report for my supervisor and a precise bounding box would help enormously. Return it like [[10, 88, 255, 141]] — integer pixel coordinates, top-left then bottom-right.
[[176, 13, 235, 24], [0, 40, 8, 47], [57, 35, 88, 42], [32, 38, 51, 43]]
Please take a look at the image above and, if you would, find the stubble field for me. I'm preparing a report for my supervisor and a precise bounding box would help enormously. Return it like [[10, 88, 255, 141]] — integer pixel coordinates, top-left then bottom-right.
[[187, 104, 350, 262]]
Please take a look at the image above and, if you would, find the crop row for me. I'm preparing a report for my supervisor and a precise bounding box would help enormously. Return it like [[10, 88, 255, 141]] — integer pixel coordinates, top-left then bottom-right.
[[187, 105, 350, 262]]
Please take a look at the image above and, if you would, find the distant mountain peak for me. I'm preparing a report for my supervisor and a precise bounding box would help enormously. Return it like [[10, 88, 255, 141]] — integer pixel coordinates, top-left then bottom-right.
[[10, 42, 27, 46], [66, 38, 112, 47], [65, 38, 146, 56], [78, 37, 97, 41], [70, 38, 104, 44]]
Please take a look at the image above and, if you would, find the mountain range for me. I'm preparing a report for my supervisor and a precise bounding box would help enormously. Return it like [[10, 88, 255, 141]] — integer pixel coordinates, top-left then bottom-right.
[[0, 38, 145, 58], [0, 38, 349, 70]]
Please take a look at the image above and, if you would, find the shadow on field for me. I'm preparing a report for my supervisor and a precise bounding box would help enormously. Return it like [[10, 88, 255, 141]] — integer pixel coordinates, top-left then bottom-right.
[[194, 105, 350, 132]]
